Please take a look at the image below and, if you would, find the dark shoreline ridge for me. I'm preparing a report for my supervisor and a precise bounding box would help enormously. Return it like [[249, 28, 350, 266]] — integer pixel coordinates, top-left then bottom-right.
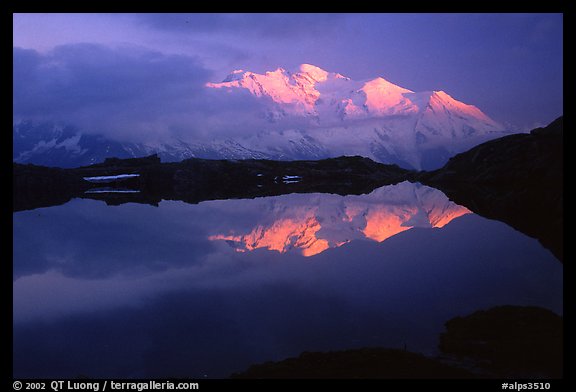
[[230, 305, 562, 379], [418, 116, 563, 262], [13, 155, 411, 211], [13, 117, 563, 261]]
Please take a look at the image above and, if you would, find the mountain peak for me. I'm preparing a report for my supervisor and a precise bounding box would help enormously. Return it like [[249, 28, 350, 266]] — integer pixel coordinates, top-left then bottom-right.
[[267, 67, 288, 76], [298, 64, 329, 82], [357, 77, 415, 116], [222, 69, 247, 82], [426, 90, 499, 127], [364, 77, 413, 94]]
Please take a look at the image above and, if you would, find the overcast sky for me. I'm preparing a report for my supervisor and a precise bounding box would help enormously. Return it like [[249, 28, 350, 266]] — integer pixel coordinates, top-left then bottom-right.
[[13, 13, 563, 140]]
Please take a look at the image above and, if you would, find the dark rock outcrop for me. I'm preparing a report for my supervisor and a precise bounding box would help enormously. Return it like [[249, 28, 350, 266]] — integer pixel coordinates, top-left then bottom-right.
[[439, 306, 563, 378], [230, 305, 562, 379], [420, 117, 563, 261], [231, 348, 474, 379]]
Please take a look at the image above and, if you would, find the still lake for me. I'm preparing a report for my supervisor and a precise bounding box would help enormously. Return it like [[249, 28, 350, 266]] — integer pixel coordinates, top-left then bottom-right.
[[13, 181, 562, 378]]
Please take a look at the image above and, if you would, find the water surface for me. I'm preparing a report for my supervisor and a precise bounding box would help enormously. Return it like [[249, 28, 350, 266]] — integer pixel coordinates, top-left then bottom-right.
[[13, 182, 562, 378]]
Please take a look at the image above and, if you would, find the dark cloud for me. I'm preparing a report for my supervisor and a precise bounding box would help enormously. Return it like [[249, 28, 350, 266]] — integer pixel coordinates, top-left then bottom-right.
[[13, 44, 277, 142], [14, 44, 206, 140], [135, 13, 346, 38]]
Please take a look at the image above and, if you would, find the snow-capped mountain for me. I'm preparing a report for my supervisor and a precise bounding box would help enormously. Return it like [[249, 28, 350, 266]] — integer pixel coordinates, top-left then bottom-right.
[[13, 64, 511, 169], [208, 181, 471, 257], [206, 64, 509, 169]]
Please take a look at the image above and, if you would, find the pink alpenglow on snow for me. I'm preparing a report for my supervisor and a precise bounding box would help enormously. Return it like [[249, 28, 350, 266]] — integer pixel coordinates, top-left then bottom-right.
[[207, 64, 501, 125], [206, 64, 508, 170], [208, 181, 471, 257]]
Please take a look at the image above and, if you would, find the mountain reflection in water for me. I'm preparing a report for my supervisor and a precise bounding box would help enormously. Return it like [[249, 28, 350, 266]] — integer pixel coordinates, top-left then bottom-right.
[[208, 181, 470, 256], [13, 182, 561, 379]]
